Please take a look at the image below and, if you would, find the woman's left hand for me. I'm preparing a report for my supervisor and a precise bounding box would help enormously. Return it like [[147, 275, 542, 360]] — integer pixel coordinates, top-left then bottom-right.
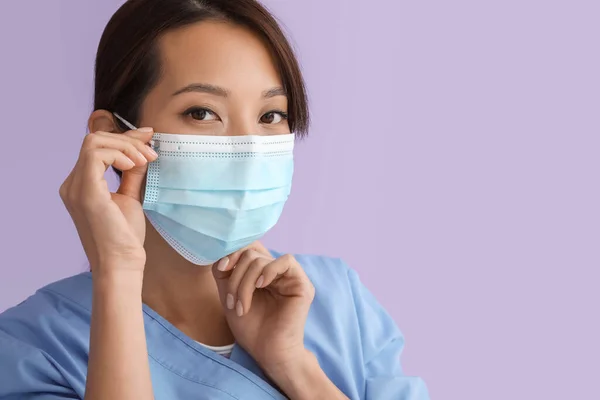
[[212, 242, 315, 376]]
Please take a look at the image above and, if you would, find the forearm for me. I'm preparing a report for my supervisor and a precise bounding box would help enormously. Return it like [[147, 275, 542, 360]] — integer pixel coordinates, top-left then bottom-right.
[[266, 350, 349, 400], [85, 269, 153, 400]]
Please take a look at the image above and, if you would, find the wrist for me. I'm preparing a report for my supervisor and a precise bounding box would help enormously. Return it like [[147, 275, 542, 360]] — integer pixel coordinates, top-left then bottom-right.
[[264, 350, 343, 400], [92, 268, 145, 293], [95, 250, 146, 272], [92, 255, 146, 274]]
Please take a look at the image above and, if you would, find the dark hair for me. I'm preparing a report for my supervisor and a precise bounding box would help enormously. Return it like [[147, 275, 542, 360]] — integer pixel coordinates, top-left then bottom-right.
[[93, 0, 309, 138]]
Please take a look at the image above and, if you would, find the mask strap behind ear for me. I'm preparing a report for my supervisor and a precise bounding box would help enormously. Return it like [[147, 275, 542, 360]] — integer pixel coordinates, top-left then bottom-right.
[[114, 113, 157, 149], [114, 113, 138, 131]]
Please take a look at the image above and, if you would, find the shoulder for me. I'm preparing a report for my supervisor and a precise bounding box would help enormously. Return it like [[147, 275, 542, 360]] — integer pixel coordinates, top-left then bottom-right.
[[0, 273, 92, 396], [283, 251, 403, 345], [274, 252, 430, 399], [269, 250, 367, 331], [0, 272, 92, 323], [269, 251, 375, 315], [0, 272, 93, 356], [271, 251, 388, 336]]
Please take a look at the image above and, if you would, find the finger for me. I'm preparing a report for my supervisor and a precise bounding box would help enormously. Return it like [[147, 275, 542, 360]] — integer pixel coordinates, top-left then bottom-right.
[[117, 165, 147, 201], [95, 129, 157, 161], [212, 250, 262, 309], [121, 127, 154, 143], [236, 256, 271, 316], [82, 132, 150, 166], [91, 131, 157, 201], [226, 241, 272, 269], [261, 254, 314, 298], [94, 127, 154, 143], [227, 250, 269, 315], [213, 256, 234, 280], [82, 148, 136, 180], [212, 259, 233, 308], [247, 240, 271, 256], [78, 148, 136, 207], [258, 258, 292, 288]]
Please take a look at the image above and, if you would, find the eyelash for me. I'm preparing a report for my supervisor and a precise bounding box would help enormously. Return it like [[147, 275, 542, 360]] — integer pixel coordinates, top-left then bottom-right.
[[264, 110, 289, 122], [182, 107, 289, 123]]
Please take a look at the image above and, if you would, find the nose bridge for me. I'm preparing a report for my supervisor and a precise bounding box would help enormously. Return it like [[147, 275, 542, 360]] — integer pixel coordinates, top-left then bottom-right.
[[226, 122, 254, 136], [225, 101, 259, 136], [227, 118, 257, 137]]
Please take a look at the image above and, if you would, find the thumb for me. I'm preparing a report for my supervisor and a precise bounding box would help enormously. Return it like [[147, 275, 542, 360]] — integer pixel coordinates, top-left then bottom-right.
[[212, 257, 233, 308], [117, 164, 147, 201]]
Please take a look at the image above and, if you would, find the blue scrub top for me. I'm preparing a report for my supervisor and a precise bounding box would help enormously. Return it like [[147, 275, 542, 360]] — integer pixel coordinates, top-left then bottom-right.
[[0, 253, 429, 399]]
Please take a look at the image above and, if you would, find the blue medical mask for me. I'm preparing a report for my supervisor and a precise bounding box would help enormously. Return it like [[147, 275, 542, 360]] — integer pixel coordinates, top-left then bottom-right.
[[114, 114, 294, 265]]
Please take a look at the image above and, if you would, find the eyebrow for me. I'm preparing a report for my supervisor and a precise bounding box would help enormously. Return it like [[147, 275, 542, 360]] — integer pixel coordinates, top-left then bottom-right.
[[262, 87, 287, 98], [172, 83, 287, 99], [173, 83, 229, 97]]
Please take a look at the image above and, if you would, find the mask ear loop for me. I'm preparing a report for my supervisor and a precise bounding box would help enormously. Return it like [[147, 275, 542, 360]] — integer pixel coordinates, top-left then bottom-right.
[[113, 112, 137, 130], [113, 113, 155, 149]]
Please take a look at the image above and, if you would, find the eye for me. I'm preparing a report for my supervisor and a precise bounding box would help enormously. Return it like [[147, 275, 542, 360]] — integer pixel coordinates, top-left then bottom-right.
[[260, 110, 288, 125], [183, 107, 220, 122]]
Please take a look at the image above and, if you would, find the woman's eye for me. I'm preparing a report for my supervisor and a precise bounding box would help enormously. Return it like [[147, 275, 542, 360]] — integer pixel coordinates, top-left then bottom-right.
[[185, 108, 219, 121], [261, 111, 288, 125]]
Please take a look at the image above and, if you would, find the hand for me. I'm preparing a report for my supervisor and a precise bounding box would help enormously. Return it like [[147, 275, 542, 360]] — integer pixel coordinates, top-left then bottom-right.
[[59, 127, 158, 271], [212, 242, 315, 376]]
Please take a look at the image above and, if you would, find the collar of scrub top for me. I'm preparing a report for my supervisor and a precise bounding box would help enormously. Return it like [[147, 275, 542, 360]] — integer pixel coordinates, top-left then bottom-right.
[[140, 300, 285, 398]]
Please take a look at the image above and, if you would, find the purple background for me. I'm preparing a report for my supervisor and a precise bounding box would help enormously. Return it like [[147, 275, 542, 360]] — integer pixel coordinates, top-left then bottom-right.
[[1, 1, 599, 399]]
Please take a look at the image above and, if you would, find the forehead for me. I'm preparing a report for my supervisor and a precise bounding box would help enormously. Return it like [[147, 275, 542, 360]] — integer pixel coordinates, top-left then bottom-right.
[[157, 21, 282, 93]]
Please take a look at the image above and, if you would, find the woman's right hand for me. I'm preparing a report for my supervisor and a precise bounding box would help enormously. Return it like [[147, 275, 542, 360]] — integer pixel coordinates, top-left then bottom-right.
[[59, 127, 158, 272]]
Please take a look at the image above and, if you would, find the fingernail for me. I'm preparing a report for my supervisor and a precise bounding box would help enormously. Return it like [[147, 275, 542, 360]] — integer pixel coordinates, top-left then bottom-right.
[[226, 294, 234, 310], [236, 301, 244, 317], [148, 147, 158, 158], [137, 151, 147, 162], [256, 275, 264, 288], [217, 257, 229, 272], [138, 127, 153, 133], [125, 158, 136, 168]]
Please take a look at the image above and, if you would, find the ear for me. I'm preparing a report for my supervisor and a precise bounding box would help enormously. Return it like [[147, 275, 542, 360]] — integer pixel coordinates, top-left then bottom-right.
[[88, 109, 118, 133]]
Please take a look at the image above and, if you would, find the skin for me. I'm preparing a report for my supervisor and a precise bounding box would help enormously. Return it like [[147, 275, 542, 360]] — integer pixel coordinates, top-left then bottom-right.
[[60, 21, 348, 399]]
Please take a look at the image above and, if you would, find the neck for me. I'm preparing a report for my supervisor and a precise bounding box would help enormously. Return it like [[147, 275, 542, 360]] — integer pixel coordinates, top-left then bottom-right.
[[141, 223, 234, 346]]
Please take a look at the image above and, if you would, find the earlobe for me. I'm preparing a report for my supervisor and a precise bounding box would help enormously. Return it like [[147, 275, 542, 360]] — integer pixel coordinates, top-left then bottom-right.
[[88, 109, 118, 133]]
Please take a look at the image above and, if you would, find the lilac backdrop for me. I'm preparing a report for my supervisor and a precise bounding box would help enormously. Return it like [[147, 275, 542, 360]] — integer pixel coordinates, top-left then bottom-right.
[[1, 1, 599, 399]]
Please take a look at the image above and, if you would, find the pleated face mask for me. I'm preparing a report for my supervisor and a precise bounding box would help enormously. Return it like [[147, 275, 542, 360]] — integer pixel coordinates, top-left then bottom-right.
[[114, 113, 294, 265]]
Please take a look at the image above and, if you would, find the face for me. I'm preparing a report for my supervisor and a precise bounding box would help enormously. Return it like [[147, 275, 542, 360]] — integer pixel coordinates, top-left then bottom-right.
[[125, 21, 290, 137]]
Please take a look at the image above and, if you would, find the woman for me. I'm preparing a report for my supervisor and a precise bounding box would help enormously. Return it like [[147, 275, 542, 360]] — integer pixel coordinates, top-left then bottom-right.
[[0, 1, 428, 399]]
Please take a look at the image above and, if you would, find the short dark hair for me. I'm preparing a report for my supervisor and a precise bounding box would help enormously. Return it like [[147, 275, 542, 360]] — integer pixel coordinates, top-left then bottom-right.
[[94, 0, 309, 137]]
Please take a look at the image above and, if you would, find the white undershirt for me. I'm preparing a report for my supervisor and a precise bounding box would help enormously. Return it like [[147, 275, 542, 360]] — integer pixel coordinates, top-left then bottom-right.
[[195, 341, 235, 358]]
